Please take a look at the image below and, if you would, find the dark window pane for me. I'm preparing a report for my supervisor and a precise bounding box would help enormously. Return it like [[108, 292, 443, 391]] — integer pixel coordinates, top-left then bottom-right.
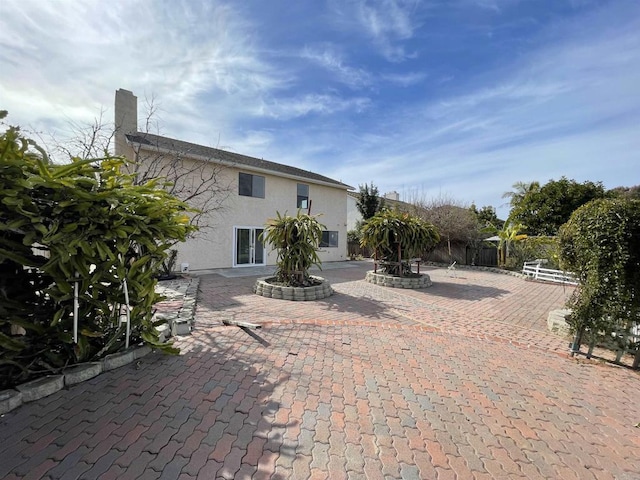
[[239, 173, 252, 196], [255, 229, 264, 263], [320, 230, 338, 247], [320, 231, 329, 247], [253, 175, 265, 198], [239, 173, 265, 198], [329, 231, 338, 247], [297, 183, 309, 208]]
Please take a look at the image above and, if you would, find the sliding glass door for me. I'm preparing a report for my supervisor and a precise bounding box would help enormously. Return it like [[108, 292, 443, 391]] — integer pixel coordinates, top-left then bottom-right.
[[234, 227, 265, 266]]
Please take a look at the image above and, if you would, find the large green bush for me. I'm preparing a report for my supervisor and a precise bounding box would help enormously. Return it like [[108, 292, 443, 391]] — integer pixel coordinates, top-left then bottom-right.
[[261, 211, 325, 287], [360, 210, 439, 276], [558, 198, 640, 361], [0, 114, 195, 388], [507, 236, 560, 270]]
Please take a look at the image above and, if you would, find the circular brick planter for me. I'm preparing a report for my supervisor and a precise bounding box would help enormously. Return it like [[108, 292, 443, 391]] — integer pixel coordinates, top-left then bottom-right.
[[365, 270, 433, 289], [253, 276, 333, 301]]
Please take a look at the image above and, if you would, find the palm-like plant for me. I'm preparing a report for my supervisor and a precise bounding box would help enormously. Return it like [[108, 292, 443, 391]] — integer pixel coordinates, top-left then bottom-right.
[[502, 181, 540, 208], [360, 210, 439, 276], [260, 211, 325, 286], [498, 221, 527, 266]]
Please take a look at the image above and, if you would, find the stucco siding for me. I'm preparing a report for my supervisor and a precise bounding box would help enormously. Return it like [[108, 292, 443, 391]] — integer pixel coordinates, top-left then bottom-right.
[[173, 167, 347, 270]]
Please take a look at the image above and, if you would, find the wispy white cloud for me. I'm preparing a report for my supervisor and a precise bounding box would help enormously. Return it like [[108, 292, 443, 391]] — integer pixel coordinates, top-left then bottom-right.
[[0, 0, 282, 138], [380, 71, 428, 86], [300, 45, 372, 89], [329, 0, 422, 61], [1, 0, 639, 220], [251, 94, 372, 120], [318, 1, 640, 215]]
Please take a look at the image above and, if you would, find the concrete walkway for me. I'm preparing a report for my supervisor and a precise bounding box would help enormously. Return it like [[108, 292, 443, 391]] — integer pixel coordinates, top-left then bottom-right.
[[1, 262, 639, 479]]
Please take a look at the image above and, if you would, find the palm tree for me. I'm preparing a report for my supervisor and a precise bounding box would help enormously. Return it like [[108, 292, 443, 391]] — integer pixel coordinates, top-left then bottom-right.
[[498, 221, 527, 266], [502, 181, 540, 208]]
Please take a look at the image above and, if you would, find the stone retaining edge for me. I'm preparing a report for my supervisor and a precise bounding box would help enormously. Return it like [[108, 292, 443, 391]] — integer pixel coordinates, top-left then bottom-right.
[[365, 270, 433, 289], [154, 276, 200, 339], [1, 277, 199, 416], [0, 344, 152, 415], [253, 275, 334, 301]]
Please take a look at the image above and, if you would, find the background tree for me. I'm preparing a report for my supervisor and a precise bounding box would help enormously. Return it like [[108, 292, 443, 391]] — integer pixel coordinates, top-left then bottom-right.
[[43, 94, 230, 231], [559, 198, 640, 368], [502, 181, 540, 209], [509, 177, 608, 235], [497, 222, 527, 268], [470, 203, 504, 232], [356, 183, 386, 221], [609, 184, 640, 199], [410, 194, 481, 262]]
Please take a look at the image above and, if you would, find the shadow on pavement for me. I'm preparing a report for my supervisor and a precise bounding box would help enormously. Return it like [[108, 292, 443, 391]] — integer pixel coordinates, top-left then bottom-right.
[[420, 281, 511, 300]]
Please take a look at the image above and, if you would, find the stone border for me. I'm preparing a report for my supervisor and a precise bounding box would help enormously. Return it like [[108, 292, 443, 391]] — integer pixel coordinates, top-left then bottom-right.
[[253, 276, 333, 301], [365, 270, 433, 289], [0, 345, 152, 415], [0, 277, 201, 416], [547, 309, 572, 338], [154, 276, 200, 341]]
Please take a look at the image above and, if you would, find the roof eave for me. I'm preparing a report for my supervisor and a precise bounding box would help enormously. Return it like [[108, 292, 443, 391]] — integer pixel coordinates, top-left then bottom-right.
[[127, 137, 352, 191]]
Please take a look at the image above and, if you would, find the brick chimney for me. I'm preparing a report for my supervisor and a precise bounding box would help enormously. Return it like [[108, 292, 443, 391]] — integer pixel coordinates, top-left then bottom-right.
[[114, 89, 138, 157]]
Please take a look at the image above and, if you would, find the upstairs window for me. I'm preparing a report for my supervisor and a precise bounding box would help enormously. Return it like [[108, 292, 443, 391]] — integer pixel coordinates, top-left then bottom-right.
[[320, 231, 339, 248], [297, 183, 309, 209], [239, 173, 265, 198]]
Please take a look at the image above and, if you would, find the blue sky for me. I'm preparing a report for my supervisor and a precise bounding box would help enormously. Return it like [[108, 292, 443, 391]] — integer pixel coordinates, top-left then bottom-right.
[[1, 0, 639, 219]]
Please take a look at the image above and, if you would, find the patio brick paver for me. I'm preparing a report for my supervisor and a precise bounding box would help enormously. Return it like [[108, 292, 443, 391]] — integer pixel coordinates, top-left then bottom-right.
[[1, 262, 639, 479]]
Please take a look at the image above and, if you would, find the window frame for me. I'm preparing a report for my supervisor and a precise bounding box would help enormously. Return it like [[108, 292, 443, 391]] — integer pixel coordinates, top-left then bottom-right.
[[238, 172, 265, 198], [297, 183, 309, 209], [320, 230, 339, 248]]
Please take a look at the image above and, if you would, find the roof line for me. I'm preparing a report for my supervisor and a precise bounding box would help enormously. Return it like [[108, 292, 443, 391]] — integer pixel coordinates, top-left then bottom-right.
[[126, 132, 353, 190]]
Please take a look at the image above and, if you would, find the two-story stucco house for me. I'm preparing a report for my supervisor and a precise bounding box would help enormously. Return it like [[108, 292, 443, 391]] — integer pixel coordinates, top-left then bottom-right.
[[114, 89, 351, 272]]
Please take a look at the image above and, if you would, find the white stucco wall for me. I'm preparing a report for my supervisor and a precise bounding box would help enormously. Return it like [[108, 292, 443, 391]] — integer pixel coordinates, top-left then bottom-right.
[[173, 166, 348, 270]]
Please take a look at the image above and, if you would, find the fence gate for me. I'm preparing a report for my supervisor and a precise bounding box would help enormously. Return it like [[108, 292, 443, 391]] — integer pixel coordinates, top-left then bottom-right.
[[466, 246, 498, 266]]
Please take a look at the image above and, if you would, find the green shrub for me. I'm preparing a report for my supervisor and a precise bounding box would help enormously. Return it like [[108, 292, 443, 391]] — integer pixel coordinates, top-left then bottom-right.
[[261, 211, 324, 287], [0, 115, 196, 388], [360, 210, 439, 276], [558, 198, 640, 354], [509, 236, 560, 270]]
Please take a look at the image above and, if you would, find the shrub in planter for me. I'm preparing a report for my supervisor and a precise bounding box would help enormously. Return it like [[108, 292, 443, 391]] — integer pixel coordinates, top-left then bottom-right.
[[360, 210, 439, 276], [0, 113, 196, 389], [261, 211, 324, 287]]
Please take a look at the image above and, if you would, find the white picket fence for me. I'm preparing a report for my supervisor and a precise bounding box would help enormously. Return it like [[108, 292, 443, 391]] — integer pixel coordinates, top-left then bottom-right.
[[522, 261, 578, 285]]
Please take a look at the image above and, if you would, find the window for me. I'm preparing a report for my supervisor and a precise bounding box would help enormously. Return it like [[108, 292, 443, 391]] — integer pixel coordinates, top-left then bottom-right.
[[297, 183, 309, 209], [320, 231, 339, 248], [239, 173, 265, 198]]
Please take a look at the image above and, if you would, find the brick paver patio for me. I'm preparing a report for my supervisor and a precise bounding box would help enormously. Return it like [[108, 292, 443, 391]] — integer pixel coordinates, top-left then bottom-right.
[[1, 262, 639, 479]]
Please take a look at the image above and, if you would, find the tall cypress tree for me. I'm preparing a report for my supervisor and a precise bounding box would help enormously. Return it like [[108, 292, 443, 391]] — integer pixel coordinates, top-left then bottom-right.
[[357, 183, 385, 220]]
